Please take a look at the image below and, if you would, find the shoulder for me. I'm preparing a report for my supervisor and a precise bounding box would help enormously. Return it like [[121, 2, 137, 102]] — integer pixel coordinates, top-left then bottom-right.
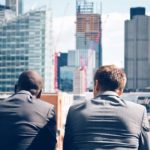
[[35, 98, 55, 112], [125, 100, 145, 111], [26, 98, 56, 122], [69, 99, 87, 113], [121, 100, 147, 122]]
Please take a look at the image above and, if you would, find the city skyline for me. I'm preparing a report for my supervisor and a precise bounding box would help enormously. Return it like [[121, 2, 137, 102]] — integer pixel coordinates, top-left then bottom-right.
[[1, 0, 150, 67]]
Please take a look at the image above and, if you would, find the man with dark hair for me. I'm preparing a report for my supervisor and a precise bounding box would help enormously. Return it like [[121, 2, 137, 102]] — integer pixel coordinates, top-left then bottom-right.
[[0, 70, 56, 150], [63, 65, 150, 150]]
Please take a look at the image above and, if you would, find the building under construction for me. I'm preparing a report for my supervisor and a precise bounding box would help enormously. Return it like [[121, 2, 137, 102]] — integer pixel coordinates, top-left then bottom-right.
[[76, 0, 102, 68]]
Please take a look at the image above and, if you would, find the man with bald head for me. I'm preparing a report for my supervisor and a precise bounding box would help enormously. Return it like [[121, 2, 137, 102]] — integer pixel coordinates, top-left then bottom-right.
[[15, 70, 43, 98], [0, 70, 56, 150]]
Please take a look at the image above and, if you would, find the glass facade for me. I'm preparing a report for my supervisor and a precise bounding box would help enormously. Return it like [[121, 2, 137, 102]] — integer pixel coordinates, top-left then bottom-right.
[[60, 66, 75, 92], [6, 0, 23, 16], [0, 7, 53, 92], [57, 53, 68, 90]]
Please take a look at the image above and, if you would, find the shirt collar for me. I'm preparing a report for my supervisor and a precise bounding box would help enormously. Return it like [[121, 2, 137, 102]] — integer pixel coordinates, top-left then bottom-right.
[[96, 91, 119, 98], [17, 90, 31, 95]]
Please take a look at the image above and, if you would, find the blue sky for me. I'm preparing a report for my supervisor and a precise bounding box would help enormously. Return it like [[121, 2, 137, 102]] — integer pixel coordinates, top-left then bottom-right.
[[1, 0, 150, 67]]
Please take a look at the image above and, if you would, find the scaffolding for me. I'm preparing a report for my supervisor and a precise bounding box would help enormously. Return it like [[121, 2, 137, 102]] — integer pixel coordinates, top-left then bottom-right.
[[76, 0, 101, 43], [76, 0, 101, 46]]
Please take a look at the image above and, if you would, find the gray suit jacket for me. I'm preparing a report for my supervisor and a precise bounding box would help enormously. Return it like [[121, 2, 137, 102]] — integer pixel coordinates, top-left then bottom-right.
[[0, 90, 56, 150], [63, 91, 150, 150]]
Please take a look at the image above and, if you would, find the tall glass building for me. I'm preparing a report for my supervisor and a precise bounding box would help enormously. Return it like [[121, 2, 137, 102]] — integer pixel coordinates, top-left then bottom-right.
[[0, 7, 54, 92]]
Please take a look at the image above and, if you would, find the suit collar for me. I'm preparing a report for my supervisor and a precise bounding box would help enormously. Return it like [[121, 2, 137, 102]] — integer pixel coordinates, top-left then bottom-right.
[[95, 91, 119, 99], [17, 90, 32, 96], [93, 91, 126, 106], [16, 90, 36, 102]]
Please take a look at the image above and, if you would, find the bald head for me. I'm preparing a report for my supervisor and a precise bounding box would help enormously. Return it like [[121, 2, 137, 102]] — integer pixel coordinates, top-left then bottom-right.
[[15, 70, 43, 98]]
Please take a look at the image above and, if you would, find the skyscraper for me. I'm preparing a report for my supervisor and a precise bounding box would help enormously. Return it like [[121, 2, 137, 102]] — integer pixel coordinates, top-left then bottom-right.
[[76, 0, 102, 68], [75, 0, 102, 91], [0, 7, 53, 92], [125, 7, 150, 90], [5, 0, 23, 16]]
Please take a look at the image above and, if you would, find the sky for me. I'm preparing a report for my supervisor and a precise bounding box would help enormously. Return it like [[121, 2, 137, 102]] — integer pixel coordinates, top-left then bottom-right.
[[1, 0, 150, 68]]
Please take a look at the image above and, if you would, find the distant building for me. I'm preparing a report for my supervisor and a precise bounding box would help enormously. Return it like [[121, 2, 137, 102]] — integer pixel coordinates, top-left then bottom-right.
[[75, 49, 95, 90], [60, 66, 75, 92], [125, 7, 150, 90], [5, 0, 23, 16], [130, 7, 145, 19], [0, 4, 10, 11], [67, 49, 96, 94], [68, 50, 76, 66], [0, 7, 53, 92], [56, 50, 76, 92], [73, 67, 86, 94], [57, 50, 76, 92], [76, 0, 102, 68], [57, 52, 68, 90], [75, 0, 101, 92]]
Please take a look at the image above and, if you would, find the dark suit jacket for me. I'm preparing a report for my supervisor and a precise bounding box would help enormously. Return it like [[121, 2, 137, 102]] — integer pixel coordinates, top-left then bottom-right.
[[0, 90, 56, 150], [63, 91, 150, 150]]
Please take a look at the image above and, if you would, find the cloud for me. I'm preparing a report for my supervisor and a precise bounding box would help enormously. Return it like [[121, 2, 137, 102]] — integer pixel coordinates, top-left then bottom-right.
[[24, 0, 47, 12], [53, 16, 76, 52], [102, 12, 128, 68]]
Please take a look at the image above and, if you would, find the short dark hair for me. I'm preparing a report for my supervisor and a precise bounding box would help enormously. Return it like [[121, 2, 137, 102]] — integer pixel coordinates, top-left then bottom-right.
[[94, 65, 126, 91], [17, 70, 43, 96]]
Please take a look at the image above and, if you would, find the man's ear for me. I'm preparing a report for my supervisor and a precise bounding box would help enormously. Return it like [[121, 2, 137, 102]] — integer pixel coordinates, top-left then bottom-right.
[[93, 80, 100, 97], [116, 89, 123, 96], [95, 80, 100, 92], [37, 90, 42, 98]]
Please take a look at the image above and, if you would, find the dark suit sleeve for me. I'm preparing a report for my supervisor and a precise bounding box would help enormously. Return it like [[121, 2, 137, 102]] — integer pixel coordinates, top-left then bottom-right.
[[139, 108, 150, 150], [63, 107, 74, 150]]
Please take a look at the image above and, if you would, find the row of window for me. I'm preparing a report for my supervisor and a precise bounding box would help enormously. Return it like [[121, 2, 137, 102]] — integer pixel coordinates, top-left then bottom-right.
[[0, 44, 29, 48], [0, 31, 29, 36], [0, 87, 14, 92], [0, 75, 19, 78], [0, 68, 27, 72]]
